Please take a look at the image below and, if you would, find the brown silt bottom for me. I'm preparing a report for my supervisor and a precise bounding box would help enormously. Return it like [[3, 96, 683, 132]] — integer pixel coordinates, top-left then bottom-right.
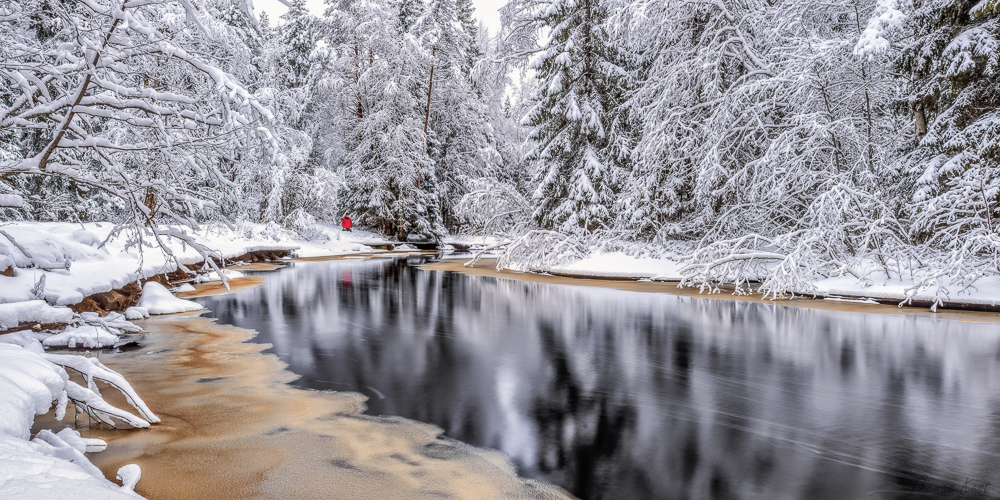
[[37, 314, 570, 500]]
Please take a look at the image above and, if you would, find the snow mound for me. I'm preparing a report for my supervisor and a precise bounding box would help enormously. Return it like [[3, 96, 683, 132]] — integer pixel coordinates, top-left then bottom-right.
[[0, 433, 142, 499], [136, 282, 203, 315], [0, 194, 24, 208], [123, 307, 149, 320], [70, 229, 102, 248], [42, 325, 119, 349], [171, 284, 196, 293], [0, 300, 75, 330]]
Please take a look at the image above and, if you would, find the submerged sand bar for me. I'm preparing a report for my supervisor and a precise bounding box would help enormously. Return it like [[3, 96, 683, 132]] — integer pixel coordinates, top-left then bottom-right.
[[35, 314, 570, 500]]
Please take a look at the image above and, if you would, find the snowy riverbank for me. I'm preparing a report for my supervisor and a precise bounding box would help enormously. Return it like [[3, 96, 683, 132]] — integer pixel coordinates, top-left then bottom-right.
[[539, 251, 1000, 311], [0, 220, 390, 497]]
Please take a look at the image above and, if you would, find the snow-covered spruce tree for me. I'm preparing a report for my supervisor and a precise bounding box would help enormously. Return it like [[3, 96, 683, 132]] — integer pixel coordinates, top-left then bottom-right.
[[333, 0, 444, 241], [882, 0, 1000, 299], [507, 0, 630, 234], [249, 0, 349, 230], [275, 0, 323, 91], [0, 0, 281, 263]]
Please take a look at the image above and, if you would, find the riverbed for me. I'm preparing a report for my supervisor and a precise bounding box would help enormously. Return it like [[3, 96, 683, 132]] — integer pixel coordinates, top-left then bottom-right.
[[39, 253, 1000, 499], [192, 255, 1000, 499]]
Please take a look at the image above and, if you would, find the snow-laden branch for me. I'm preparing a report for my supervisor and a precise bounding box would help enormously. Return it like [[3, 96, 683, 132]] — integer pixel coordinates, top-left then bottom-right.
[[44, 353, 159, 424]]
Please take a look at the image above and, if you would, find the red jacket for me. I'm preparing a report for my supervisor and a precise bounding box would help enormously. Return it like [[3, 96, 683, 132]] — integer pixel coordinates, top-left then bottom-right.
[[341, 217, 352, 230]]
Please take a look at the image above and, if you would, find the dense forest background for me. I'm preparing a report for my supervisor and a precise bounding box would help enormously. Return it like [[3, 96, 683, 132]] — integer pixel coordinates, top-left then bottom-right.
[[1, 0, 999, 299]]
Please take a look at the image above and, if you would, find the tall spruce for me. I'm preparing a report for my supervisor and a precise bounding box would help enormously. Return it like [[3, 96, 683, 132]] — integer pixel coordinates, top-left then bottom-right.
[[518, 0, 627, 234]]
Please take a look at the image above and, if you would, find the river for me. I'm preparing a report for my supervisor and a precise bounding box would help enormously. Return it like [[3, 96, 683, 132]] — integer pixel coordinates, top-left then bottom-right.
[[193, 255, 1000, 499]]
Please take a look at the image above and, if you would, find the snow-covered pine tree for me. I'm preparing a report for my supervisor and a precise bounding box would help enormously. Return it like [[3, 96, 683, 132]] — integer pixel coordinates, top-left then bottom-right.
[[456, 0, 483, 74], [510, 0, 629, 234], [886, 0, 1000, 296], [276, 0, 324, 92]]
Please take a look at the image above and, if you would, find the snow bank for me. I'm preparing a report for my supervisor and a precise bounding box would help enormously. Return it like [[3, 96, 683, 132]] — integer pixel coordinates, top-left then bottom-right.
[[541, 250, 1000, 310], [136, 282, 203, 315], [551, 252, 683, 280], [193, 269, 244, 283], [0, 301, 75, 330], [0, 221, 389, 310], [42, 325, 119, 349]]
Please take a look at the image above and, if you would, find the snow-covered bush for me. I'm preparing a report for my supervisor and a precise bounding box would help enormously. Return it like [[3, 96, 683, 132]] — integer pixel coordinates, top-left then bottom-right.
[[680, 183, 912, 297], [281, 209, 327, 241], [453, 178, 531, 236], [494, 230, 589, 272]]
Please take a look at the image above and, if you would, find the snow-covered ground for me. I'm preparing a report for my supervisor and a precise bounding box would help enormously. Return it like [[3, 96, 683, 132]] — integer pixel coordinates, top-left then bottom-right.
[[0, 335, 152, 498], [0, 220, 391, 498], [548, 252, 683, 280], [0, 220, 382, 307]]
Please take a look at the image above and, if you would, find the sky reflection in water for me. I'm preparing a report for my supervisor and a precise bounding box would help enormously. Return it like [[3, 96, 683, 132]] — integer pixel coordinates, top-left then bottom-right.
[[195, 256, 1000, 500]]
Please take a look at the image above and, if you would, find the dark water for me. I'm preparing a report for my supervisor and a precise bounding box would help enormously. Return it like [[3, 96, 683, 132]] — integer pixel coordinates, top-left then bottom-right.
[[194, 256, 1000, 499]]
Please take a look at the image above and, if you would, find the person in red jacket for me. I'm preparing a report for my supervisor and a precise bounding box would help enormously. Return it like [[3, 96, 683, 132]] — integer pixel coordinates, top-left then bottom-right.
[[341, 215, 352, 232]]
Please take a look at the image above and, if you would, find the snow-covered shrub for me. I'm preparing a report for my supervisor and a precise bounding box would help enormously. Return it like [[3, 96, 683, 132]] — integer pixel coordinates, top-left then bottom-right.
[[495, 230, 589, 272], [453, 178, 531, 236], [680, 184, 912, 298], [281, 208, 327, 241]]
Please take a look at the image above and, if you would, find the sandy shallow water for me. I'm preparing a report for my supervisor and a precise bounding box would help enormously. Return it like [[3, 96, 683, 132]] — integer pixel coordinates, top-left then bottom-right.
[[33, 314, 570, 500]]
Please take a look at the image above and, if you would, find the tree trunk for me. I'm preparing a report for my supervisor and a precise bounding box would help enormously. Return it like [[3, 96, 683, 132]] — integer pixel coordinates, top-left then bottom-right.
[[355, 38, 363, 118], [418, 45, 436, 190], [424, 45, 435, 135], [914, 103, 928, 139]]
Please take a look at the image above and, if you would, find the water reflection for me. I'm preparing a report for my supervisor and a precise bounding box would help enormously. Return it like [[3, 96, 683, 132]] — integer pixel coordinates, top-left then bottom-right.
[[196, 257, 1000, 499]]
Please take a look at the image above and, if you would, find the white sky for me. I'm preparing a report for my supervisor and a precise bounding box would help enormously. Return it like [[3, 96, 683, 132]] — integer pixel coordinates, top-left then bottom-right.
[[252, 0, 504, 35]]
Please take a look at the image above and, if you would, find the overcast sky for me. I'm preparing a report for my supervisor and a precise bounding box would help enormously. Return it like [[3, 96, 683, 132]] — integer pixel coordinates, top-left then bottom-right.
[[252, 0, 504, 35]]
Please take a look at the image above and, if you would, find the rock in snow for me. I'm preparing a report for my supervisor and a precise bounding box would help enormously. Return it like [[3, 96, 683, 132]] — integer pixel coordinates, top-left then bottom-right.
[[136, 282, 203, 315]]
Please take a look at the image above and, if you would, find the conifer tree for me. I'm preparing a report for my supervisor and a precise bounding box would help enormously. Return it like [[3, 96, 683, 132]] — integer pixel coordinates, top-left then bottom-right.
[[900, 0, 1000, 245], [515, 0, 628, 234]]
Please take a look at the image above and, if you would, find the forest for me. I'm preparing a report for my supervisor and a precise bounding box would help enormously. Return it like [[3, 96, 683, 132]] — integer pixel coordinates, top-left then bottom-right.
[[2, 0, 999, 302]]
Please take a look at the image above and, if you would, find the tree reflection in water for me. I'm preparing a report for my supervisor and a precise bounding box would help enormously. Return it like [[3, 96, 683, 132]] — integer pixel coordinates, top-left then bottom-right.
[[196, 257, 1000, 500]]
